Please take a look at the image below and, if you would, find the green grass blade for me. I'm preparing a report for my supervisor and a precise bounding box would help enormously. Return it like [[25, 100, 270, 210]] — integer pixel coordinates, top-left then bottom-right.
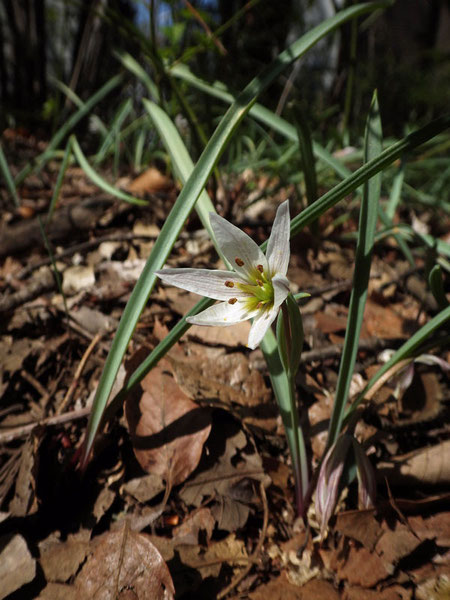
[[327, 91, 383, 448], [286, 114, 450, 240], [386, 158, 405, 220], [52, 78, 108, 138], [14, 74, 123, 187], [94, 98, 133, 165], [170, 62, 351, 180], [0, 142, 20, 208], [47, 138, 73, 225], [143, 100, 215, 228], [80, 1, 398, 465], [429, 265, 449, 310], [115, 51, 160, 101], [70, 136, 147, 206], [347, 304, 450, 419]]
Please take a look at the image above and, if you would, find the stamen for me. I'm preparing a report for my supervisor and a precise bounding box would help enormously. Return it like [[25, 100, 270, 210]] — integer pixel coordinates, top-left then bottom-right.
[[256, 279, 264, 287], [256, 301, 264, 309], [228, 298, 238, 305], [225, 281, 234, 288], [235, 258, 244, 267], [257, 264, 264, 273]]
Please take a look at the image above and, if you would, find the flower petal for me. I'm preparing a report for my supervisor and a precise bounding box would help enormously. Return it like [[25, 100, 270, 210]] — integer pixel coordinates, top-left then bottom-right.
[[272, 273, 290, 310], [186, 300, 258, 327], [247, 306, 279, 349], [266, 200, 290, 277], [209, 213, 268, 280], [156, 268, 248, 301]]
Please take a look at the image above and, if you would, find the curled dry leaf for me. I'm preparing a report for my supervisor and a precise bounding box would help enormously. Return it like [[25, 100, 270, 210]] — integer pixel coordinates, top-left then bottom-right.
[[75, 526, 174, 600], [377, 439, 450, 487], [125, 359, 211, 486]]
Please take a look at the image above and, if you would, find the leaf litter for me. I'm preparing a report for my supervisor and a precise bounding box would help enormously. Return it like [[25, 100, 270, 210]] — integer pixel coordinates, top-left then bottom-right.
[[0, 153, 449, 598]]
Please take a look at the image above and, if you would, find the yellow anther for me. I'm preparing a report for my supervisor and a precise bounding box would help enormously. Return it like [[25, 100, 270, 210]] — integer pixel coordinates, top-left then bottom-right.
[[225, 281, 234, 288], [228, 298, 238, 305], [235, 258, 244, 267]]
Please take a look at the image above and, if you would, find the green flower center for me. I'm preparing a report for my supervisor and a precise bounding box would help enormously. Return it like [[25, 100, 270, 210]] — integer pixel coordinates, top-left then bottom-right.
[[236, 267, 274, 312]]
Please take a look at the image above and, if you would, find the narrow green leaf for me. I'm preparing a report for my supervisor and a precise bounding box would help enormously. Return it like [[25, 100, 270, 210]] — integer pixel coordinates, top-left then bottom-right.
[[170, 62, 351, 180], [327, 91, 383, 448], [347, 304, 450, 418], [15, 74, 123, 186], [70, 136, 147, 206], [429, 265, 449, 310], [47, 138, 73, 225], [0, 142, 20, 208]]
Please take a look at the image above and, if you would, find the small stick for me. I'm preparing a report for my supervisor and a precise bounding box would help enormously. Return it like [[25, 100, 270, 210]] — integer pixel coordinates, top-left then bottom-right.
[[55, 332, 103, 415], [0, 406, 91, 444]]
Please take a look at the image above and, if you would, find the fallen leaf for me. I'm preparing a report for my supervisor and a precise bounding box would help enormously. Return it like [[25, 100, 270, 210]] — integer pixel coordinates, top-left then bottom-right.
[[74, 526, 174, 600], [343, 584, 413, 599], [0, 534, 36, 599], [377, 439, 450, 487], [172, 507, 215, 545], [121, 472, 165, 504], [168, 349, 275, 431], [249, 572, 340, 600], [39, 529, 91, 583], [9, 434, 41, 517], [335, 509, 382, 551], [36, 583, 77, 600], [128, 167, 172, 194], [180, 411, 269, 531], [125, 360, 212, 486]]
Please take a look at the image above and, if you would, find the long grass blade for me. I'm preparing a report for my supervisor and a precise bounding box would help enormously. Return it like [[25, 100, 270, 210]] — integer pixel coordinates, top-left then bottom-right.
[[0, 142, 20, 208], [327, 91, 383, 448], [14, 74, 123, 187], [70, 136, 147, 206]]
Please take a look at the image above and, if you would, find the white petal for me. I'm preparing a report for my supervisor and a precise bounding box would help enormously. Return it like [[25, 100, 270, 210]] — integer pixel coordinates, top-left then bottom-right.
[[186, 300, 258, 326], [247, 306, 279, 349], [272, 273, 290, 310], [209, 213, 268, 280], [266, 200, 290, 277], [156, 268, 248, 301]]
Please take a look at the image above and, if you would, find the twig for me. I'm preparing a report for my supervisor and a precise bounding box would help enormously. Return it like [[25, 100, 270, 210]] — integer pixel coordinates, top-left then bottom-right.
[[0, 406, 91, 444], [20, 369, 50, 404], [56, 332, 103, 415], [217, 481, 269, 599]]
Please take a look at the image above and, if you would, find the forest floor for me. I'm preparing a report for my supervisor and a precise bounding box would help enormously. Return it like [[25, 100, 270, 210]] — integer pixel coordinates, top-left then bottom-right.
[[1, 130, 449, 599]]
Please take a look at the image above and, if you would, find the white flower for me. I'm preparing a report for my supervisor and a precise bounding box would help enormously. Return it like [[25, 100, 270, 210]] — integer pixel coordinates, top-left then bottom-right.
[[156, 200, 291, 349]]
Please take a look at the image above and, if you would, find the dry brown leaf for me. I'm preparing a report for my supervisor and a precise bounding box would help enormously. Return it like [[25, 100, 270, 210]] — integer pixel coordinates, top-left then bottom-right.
[[408, 512, 450, 546], [128, 167, 172, 194], [335, 509, 382, 551], [168, 349, 275, 430], [0, 534, 36, 599], [249, 572, 340, 600], [39, 529, 91, 583], [9, 434, 41, 517], [74, 526, 174, 600], [343, 584, 413, 600], [125, 360, 211, 486], [330, 542, 390, 587], [172, 507, 215, 545], [36, 583, 77, 600], [377, 439, 450, 487], [180, 412, 269, 531]]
